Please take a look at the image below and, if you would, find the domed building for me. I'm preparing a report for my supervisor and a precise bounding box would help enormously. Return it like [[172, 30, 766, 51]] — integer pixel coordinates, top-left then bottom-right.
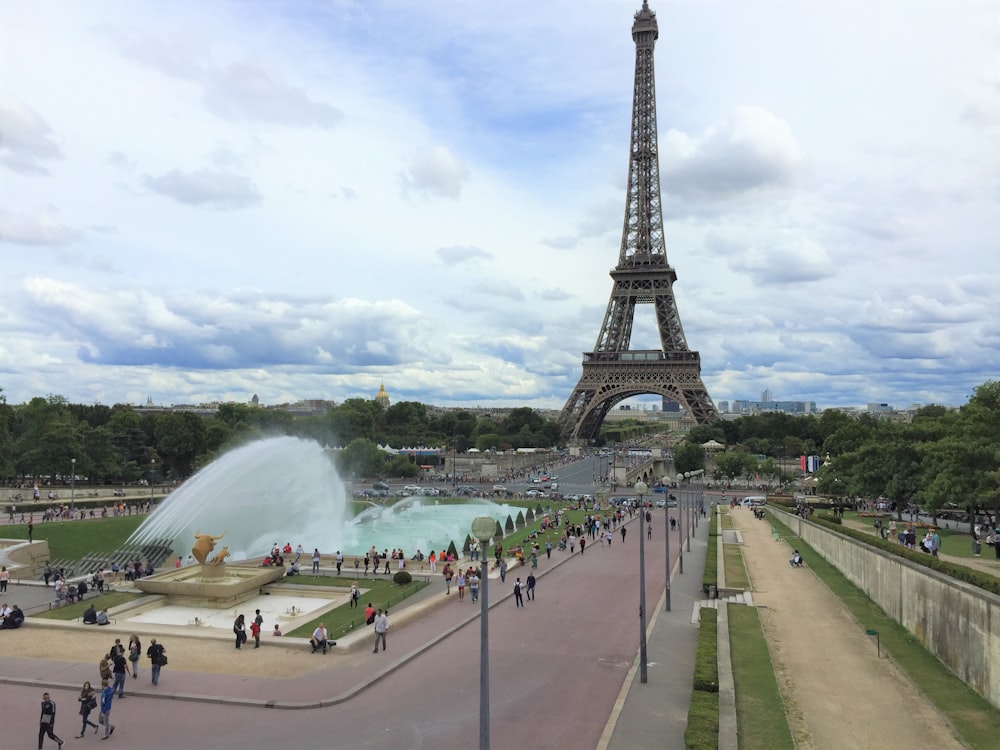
[[375, 382, 390, 408]]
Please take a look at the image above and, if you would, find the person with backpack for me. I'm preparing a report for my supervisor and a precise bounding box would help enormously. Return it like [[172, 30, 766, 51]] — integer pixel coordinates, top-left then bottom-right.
[[146, 639, 166, 685]]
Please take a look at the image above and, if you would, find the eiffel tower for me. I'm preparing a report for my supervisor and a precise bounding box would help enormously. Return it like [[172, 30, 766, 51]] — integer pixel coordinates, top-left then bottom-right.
[[559, 1, 717, 442]]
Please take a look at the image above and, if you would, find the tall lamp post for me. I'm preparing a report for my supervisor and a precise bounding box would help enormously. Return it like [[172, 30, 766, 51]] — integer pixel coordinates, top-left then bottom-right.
[[662, 475, 673, 611], [70, 458, 76, 514], [471, 516, 496, 750], [150, 458, 156, 504], [678, 473, 686, 574], [634, 479, 649, 684]]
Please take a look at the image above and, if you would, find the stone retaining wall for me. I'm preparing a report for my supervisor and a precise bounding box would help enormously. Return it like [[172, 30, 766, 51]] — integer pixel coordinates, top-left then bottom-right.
[[774, 509, 1000, 709]]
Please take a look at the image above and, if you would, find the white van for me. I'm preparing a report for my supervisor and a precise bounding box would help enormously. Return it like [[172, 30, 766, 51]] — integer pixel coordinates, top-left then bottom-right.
[[740, 496, 767, 507]]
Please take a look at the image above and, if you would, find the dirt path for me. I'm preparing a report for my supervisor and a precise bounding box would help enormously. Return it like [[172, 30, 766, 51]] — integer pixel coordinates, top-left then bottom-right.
[[731, 508, 965, 750]]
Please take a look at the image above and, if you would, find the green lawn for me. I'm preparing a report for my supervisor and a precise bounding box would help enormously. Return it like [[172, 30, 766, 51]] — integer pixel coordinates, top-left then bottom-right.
[[283, 575, 428, 639], [4, 516, 146, 560], [723, 544, 750, 590], [729, 605, 794, 750], [32, 591, 141, 620]]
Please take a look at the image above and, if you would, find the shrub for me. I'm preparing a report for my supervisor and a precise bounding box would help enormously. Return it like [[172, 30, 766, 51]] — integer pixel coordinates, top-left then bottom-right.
[[393, 570, 412, 585]]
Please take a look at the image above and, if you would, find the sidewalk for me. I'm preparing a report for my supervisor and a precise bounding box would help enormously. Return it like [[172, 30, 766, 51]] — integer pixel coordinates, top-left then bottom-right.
[[604, 508, 710, 749]]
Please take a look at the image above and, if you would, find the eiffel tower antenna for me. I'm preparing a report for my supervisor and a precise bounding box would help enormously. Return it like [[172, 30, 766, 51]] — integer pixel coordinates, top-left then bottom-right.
[[559, 1, 717, 442]]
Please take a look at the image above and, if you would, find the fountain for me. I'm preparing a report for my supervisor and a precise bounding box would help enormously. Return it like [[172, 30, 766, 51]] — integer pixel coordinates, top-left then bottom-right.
[[127, 435, 524, 562]]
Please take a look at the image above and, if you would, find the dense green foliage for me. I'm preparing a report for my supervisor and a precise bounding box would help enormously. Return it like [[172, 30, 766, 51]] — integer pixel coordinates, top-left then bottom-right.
[[0, 389, 562, 485]]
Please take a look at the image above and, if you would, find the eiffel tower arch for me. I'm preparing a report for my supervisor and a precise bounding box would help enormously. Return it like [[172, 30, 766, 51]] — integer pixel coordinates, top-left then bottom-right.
[[559, 1, 717, 442]]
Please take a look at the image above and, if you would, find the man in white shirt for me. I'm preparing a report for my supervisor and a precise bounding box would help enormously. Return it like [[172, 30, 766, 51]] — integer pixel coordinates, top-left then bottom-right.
[[372, 609, 388, 653], [311, 623, 329, 654]]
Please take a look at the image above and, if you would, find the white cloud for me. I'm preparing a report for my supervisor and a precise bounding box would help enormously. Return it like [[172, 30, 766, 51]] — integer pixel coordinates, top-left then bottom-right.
[[143, 168, 261, 209], [399, 146, 470, 199], [0, 209, 78, 246], [0, 99, 63, 175], [661, 106, 802, 197]]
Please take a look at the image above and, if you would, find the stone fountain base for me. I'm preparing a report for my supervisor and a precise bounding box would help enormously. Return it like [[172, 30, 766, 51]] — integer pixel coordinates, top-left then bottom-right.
[[133, 563, 286, 608]]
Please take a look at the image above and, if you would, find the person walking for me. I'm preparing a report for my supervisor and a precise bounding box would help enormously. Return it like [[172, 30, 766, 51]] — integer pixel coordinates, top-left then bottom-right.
[[349, 581, 360, 608], [0, 565, 9, 593], [127, 634, 141, 679], [312, 548, 321, 574], [456, 570, 466, 601], [147, 639, 166, 685], [469, 571, 480, 603], [621, 526, 627, 543], [76, 681, 99, 737], [499, 559, 507, 583], [111, 648, 129, 698], [38, 691, 64, 749], [526, 572, 536, 601], [98, 679, 115, 740], [373, 609, 388, 652], [513, 577, 524, 607]]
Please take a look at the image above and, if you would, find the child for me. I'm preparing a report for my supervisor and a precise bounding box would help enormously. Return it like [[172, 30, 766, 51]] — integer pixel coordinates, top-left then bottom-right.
[[272, 624, 282, 637]]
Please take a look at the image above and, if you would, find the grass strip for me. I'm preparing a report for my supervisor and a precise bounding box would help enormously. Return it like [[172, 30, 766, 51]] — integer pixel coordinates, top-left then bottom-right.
[[685, 607, 719, 749], [770, 513, 1000, 750], [32, 592, 141, 620], [702, 515, 719, 594], [729, 605, 794, 750], [285, 576, 428, 640], [723, 544, 749, 590]]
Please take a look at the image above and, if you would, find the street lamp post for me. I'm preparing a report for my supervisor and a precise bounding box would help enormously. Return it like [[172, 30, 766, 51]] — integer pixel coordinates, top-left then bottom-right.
[[150, 458, 156, 504], [662, 475, 672, 612], [471, 516, 497, 750], [634, 480, 649, 684], [70, 458, 76, 514], [678, 473, 686, 574]]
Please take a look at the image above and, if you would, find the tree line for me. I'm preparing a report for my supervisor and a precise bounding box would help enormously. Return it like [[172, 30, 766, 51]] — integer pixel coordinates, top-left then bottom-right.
[[0, 391, 562, 486]]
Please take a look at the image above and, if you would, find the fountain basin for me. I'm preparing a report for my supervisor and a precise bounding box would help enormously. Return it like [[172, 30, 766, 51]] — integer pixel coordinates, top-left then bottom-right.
[[133, 564, 286, 608]]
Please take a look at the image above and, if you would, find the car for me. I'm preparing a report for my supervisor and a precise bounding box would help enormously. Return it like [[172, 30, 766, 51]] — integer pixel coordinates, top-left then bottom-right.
[[403, 484, 422, 494], [525, 489, 545, 498], [373, 481, 390, 491], [492, 485, 507, 492], [654, 498, 666, 508]]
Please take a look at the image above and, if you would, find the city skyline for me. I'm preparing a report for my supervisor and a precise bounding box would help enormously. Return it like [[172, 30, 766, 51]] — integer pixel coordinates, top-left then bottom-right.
[[2, 1, 997, 411]]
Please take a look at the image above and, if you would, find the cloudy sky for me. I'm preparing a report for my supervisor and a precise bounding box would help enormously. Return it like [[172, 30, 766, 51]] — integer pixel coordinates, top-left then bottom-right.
[[1, 0, 997, 413]]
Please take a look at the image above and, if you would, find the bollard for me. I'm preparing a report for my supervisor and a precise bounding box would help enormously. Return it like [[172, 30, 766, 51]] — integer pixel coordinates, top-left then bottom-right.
[[865, 628, 880, 657]]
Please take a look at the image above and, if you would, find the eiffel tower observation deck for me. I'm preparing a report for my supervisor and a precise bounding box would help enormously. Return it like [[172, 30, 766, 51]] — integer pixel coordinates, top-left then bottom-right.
[[559, 1, 718, 442]]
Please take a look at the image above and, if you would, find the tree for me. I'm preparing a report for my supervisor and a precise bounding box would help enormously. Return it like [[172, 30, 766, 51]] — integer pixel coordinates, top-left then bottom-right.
[[673, 442, 705, 475]]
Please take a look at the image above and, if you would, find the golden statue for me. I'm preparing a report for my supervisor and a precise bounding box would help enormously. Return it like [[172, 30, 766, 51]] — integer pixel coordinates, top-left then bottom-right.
[[209, 546, 230, 566], [192, 530, 226, 565]]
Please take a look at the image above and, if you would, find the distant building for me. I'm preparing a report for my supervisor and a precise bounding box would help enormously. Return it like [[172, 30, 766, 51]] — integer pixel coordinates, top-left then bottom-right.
[[728, 399, 818, 415], [375, 382, 390, 408]]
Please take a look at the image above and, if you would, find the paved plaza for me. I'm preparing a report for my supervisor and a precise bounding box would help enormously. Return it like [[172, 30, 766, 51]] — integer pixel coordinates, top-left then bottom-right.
[[1, 510, 710, 749]]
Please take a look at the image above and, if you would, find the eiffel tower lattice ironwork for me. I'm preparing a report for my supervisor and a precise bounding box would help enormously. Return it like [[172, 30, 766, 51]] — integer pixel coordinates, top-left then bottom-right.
[[559, 1, 717, 441]]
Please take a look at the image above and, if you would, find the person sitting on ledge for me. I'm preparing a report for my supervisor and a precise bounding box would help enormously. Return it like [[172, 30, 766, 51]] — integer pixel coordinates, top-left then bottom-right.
[[789, 550, 804, 568], [287, 560, 301, 577], [1, 604, 24, 629], [82, 604, 98, 624], [96, 609, 109, 626]]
